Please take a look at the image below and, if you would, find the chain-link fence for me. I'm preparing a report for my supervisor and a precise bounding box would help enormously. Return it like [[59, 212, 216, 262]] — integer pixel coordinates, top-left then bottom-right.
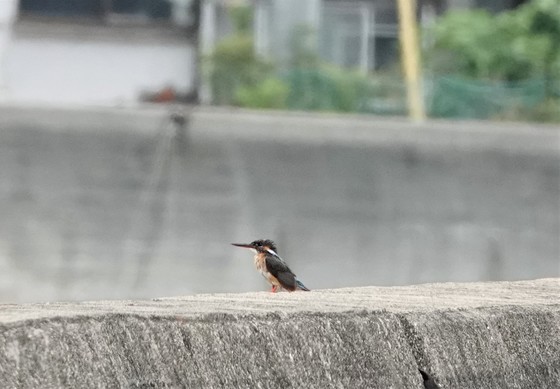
[[427, 76, 553, 120]]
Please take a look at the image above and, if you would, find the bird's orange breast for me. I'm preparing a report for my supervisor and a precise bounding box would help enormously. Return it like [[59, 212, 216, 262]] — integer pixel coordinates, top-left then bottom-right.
[[254, 253, 267, 272], [254, 253, 280, 286]]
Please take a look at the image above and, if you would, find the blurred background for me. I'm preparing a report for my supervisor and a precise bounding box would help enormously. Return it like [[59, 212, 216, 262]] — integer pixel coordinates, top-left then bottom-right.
[[0, 0, 558, 303]]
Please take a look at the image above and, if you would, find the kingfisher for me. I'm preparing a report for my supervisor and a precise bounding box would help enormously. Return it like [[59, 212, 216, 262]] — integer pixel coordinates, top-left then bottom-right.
[[231, 239, 310, 292]]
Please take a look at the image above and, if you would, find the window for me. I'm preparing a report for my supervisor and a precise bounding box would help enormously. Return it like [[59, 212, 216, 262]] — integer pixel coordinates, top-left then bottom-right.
[[110, 0, 172, 19], [319, 1, 399, 72], [19, 0, 175, 23], [20, 0, 105, 18]]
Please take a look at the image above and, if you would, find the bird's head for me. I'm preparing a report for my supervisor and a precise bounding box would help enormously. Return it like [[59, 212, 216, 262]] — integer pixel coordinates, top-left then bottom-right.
[[231, 239, 278, 255]]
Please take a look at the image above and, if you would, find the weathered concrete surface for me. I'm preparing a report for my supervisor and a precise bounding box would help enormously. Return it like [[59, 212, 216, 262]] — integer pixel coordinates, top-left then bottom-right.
[[0, 279, 559, 388], [0, 105, 559, 303]]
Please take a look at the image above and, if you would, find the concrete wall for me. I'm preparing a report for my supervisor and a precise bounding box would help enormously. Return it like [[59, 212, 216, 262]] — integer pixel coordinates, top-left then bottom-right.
[[0, 105, 558, 303], [0, 279, 559, 388]]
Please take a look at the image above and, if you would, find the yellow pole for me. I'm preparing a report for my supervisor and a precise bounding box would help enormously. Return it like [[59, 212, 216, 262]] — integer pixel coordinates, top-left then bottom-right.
[[397, 0, 426, 121]]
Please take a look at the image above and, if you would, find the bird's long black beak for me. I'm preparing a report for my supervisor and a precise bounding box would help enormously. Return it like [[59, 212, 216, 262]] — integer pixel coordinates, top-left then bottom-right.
[[231, 243, 253, 249]]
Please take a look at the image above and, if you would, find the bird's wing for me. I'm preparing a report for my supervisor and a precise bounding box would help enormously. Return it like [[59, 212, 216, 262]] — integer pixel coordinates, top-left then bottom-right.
[[265, 253, 297, 291]]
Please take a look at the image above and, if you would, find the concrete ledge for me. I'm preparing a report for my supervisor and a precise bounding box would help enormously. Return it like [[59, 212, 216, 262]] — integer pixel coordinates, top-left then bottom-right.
[[1, 104, 559, 154], [1, 279, 559, 388]]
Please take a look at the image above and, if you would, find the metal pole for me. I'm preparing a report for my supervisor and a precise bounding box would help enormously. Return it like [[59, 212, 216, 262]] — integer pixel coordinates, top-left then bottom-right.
[[397, 0, 426, 121]]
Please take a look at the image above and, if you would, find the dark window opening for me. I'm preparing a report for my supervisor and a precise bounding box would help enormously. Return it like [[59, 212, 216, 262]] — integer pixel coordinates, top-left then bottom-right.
[[19, 0, 173, 22], [20, 0, 105, 18], [111, 0, 172, 19], [373, 37, 399, 70]]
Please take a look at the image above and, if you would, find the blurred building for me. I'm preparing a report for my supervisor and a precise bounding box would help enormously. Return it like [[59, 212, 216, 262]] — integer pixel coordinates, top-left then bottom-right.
[[206, 0, 401, 73], [0, 0, 530, 105], [201, 0, 530, 97], [0, 0, 198, 105], [263, 0, 529, 69]]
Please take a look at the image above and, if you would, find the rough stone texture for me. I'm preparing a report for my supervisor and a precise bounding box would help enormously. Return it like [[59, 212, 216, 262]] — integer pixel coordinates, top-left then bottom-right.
[[0, 105, 558, 303], [0, 279, 559, 388]]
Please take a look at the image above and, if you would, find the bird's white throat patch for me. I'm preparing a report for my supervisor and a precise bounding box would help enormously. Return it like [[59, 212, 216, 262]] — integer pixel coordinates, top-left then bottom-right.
[[266, 248, 279, 257]]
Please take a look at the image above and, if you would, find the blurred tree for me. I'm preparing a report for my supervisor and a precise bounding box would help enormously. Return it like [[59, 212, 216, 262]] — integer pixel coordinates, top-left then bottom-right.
[[428, 0, 560, 82], [235, 78, 290, 109], [289, 24, 321, 69], [206, 34, 272, 105], [527, 0, 560, 96], [205, 5, 273, 105], [205, 1, 409, 114], [229, 4, 253, 34], [426, 0, 560, 121]]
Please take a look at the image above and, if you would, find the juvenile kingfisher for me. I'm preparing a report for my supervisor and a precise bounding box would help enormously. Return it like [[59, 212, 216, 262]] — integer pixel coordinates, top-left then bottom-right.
[[231, 239, 310, 292]]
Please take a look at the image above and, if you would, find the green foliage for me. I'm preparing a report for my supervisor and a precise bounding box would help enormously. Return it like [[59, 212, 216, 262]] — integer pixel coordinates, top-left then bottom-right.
[[428, 0, 560, 82], [528, 99, 560, 122], [289, 25, 321, 68], [204, 5, 276, 106], [206, 34, 273, 105], [427, 0, 560, 121], [283, 67, 375, 113], [207, 13, 402, 114], [283, 26, 379, 113], [229, 5, 253, 34], [323, 66, 372, 112], [235, 77, 290, 109], [529, 0, 560, 37], [282, 68, 335, 111], [206, 13, 378, 112]]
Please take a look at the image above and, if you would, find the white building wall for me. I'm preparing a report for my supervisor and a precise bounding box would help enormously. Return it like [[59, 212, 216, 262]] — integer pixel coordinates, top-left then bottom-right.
[[5, 28, 195, 106], [1, 3, 196, 106], [0, 0, 17, 99]]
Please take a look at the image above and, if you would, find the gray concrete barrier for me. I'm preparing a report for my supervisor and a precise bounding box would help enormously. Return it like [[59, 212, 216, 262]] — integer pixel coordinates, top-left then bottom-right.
[[1, 278, 559, 388], [0, 105, 558, 303]]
